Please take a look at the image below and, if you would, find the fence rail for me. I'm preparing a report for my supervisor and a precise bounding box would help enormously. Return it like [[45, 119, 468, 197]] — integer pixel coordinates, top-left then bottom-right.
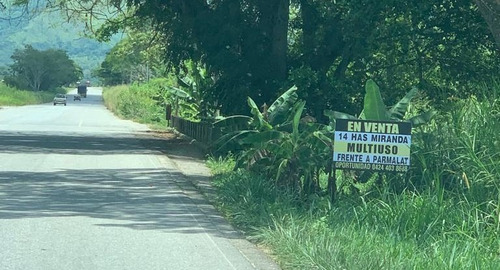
[[170, 115, 249, 151], [171, 116, 218, 147]]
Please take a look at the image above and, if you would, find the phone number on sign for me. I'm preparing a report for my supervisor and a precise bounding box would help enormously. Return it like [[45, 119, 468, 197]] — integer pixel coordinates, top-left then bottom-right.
[[335, 162, 408, 172], [371, 164, 408, 172]]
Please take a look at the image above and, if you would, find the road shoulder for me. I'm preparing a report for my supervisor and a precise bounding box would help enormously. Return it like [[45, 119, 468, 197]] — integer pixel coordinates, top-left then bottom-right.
[[146, 130, 280, 270]]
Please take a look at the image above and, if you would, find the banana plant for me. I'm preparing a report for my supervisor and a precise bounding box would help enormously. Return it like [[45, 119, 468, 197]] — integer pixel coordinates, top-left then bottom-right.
[[214, 85, 332, 195], [325, 79, 436, 125], [165, 84, 197, 118], [240, 85, 299, 131], [213, 85, 299, 150], [164, 61, 217, 120]]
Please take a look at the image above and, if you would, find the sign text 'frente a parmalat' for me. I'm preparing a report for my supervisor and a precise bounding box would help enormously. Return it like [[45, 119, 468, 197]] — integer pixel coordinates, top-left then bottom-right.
[[333, 119, 412, 173]]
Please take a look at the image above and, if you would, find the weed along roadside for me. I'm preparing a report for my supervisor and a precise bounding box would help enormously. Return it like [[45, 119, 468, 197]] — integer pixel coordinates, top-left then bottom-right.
[[0, 82, 60, 106], [103, 79, 500, 269], [206, 80, 500, 269]]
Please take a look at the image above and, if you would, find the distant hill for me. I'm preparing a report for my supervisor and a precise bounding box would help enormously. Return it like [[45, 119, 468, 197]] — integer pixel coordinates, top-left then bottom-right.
[[0, 9, 120, 82]]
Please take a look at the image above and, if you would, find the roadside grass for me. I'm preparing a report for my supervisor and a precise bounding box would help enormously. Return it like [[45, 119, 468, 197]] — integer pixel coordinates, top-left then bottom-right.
[[209, 163, 500, 269], [409, 86, 500, 199], [102, 84, 126, 114], [0, 82, 59, 106], [102, 82, 168, 129], [207, 82, 500, 269]]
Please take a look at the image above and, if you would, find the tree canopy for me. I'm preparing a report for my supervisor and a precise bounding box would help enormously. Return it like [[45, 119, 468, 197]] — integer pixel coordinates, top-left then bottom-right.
[[6, 0, 499, 117], [105, 0, 499, 117], [4, 45, 82, 91]]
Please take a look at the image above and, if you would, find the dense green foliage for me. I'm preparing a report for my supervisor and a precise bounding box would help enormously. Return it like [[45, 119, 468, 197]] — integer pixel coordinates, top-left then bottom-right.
[[4, 45, 81, 91], [102, 76, 213, 126], [8, 1, 498, 118], [89, 0, 499, 119], [214, 85, 330, 196], [409, 87, 500, 200], [95, 24, 167, 86], [214, 80, 434, 201], [207, 84, 500, 268], [102, 81, 168, 126], [0, 81, 63, 105]]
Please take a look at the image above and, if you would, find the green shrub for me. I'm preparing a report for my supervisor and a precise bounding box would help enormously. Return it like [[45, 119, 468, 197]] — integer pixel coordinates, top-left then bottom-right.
[[0, 82, 57, 105], [103, 82, 167, 126]]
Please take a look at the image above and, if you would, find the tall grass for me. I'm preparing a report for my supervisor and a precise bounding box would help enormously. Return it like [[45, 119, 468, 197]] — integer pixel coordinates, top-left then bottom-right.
[[410, 84, 500, 207], [102, 84, 128, 114], [210, 166, 500, 269], [0, 82, 57, 105], [103, 81, 167, 127], [207, 81, 500, 269]]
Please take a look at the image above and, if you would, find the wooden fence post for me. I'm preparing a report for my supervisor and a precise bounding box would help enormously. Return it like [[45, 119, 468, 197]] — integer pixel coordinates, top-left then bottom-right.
[[165, 104, 172, 127]]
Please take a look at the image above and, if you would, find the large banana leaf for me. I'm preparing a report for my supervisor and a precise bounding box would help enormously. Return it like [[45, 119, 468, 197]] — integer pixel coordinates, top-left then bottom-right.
[[213, 115, 252, 129], [166, 86, 191, 98], [408, 110, 437, 127], [240, 130, 284, 145], [213, 129, 256, 152], [267, 85, 299, 126], [363, 79, 388, 120], [292, 100, 306, 143], [213, 115, 252, 137], [324, 110, 357, 120], [248, 97, 272, 130], [389, 87, 418, 120]]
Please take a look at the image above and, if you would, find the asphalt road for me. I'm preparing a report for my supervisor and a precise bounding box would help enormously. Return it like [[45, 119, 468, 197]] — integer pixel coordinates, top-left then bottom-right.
[[0, 87, 279, 270]]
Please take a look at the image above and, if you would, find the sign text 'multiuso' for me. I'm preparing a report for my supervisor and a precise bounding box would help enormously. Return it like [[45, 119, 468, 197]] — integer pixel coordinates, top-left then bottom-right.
[[333, 119, 412, 172]]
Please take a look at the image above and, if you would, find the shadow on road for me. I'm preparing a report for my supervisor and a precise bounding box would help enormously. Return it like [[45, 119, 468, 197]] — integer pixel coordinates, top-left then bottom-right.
[[0, 168, 233, 236], [0, 131, 196, 158], [0, 130, 235, 237]]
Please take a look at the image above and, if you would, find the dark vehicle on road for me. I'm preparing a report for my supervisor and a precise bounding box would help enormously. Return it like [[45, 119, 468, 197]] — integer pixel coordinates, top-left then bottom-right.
[[74, 94, 81, 101], [77, 85, 87, 98]]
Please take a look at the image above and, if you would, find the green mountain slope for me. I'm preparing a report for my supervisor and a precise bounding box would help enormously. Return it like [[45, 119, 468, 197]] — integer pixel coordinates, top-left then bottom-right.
[[0, 10, 120, 81]]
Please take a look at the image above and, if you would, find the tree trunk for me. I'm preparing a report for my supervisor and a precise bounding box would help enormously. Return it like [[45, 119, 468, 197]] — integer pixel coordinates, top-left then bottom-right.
[[270, 0, 289, 82], [474, 0, 500, 51], [300, 0, 318, 67], [259, 0, 289, 82], [255, 0, 290, 104]]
